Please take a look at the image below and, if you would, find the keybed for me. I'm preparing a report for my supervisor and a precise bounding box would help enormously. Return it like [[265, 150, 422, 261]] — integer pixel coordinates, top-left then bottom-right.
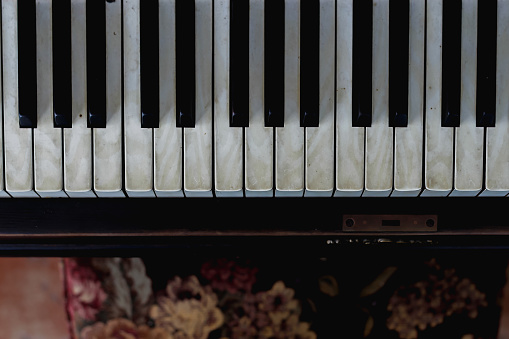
[[0, 0, 505, 198]]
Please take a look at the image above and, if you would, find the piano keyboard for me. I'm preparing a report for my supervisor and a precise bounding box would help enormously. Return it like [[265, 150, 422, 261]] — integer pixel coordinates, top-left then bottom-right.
[[0, 0, 506, 198]]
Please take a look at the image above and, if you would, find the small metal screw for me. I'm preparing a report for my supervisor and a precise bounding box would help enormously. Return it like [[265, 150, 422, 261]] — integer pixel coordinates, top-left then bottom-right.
[[345, 218, 354, 227], [426, 219, 435, 227]]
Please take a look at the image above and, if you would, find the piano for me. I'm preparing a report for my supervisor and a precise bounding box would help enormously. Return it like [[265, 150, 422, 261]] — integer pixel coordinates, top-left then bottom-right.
[[0, 0, 508, 253]]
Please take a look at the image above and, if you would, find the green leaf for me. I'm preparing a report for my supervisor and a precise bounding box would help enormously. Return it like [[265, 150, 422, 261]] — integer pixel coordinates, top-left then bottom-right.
[[318, 275, 339, 297], [360, 267, 397, 297]]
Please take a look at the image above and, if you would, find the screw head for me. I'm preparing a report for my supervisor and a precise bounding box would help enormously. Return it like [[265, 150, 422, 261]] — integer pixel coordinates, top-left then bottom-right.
[[345, 218, 354, 227], [426, 219, 435, 227]]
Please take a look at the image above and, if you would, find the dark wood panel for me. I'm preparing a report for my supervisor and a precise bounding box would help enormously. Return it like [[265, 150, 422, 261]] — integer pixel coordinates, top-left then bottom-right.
[[0, 197, 507, 252]]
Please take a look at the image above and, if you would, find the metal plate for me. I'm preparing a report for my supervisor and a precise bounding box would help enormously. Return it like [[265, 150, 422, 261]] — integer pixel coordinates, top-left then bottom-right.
[[342, 215, 438, 232]]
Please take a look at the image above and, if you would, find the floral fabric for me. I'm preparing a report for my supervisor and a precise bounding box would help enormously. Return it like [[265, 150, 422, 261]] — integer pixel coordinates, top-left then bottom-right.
[[64, 256, 504, 339]]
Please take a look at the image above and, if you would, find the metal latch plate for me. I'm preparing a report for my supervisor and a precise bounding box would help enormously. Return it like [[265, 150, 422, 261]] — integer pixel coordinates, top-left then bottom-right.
[[342, 215, 438, 232]]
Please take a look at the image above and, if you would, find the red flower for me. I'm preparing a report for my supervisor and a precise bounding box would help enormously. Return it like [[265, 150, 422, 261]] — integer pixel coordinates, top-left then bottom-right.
[[201, 259, 258, 294], [65, 259, 107, 322]]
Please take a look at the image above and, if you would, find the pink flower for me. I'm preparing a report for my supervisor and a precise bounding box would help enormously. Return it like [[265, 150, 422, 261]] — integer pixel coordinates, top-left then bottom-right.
[[201, 259, 258, 294], [65, 259, 107, 322]]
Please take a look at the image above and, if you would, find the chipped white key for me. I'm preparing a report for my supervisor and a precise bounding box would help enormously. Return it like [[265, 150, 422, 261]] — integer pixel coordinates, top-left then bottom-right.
[[34, 0, 66, 197], [275, 0, 304, 197], [335, 0, 364, 197], [154, 0, 183, 197], [123, 0, 154, 197], [64, 0, 95, 197], [93, 0, 124, 197], [214, 0, 243, 197], [482, 0, 509, 197], [184, 0, 213, 197], [2, 0, 37, 197], [305, 0, 334, 197], [363, 0, 392, 197], [392, 0, 425, 197], [245, 0, 273, 197], [421, 0, 453, 197], [451, 0, 483, 197]]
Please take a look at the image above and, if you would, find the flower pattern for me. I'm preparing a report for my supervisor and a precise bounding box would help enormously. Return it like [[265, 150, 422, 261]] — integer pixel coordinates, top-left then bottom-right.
[[150, 276, 224, 339], [223, 281, 315, 339], [66, 257, 495, 339], [201, 259, 258, 294], [80, 318, 172, 339], [65, 258, 108, 322]]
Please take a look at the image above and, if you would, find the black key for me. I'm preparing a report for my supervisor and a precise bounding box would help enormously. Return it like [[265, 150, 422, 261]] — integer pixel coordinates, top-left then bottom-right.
[[264, 0, 284, 127], [140, 0, 159, 128], [176, 0, 195, 128], [53, 0, 72, 128], [476, 0, 497, 127], [18, 0, 37, 128], [300, 0, 319, 127], [442, 0, 461, 127], [352, 0, 372, 127], [230, 0, 249, 127], [389, 0, 409, 127], [86, 0, 107, 128]]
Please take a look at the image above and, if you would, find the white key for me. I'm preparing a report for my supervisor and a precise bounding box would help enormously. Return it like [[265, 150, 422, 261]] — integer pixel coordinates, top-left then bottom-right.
[[421, 0, 453, 197], [184, 0, 213, 197], [0, 2, 6, 198], [363, 0, 392, 197], [2, 0, 37, 197], [64, 0, 95, 197], [94, 0, 124, 197], [124, 0, 154, 197], [451, 0, 483, 197], [154, 0, 182, 197], [392, 0, 425, 197], [482, 0, 509, 197], [335, 0, 364, 197], [34, 0, 66, 197], [304, 0, 334, 197], [275, 0, 304, 197], [245, 0, 273, 197], [214, 0, 243, 197]]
